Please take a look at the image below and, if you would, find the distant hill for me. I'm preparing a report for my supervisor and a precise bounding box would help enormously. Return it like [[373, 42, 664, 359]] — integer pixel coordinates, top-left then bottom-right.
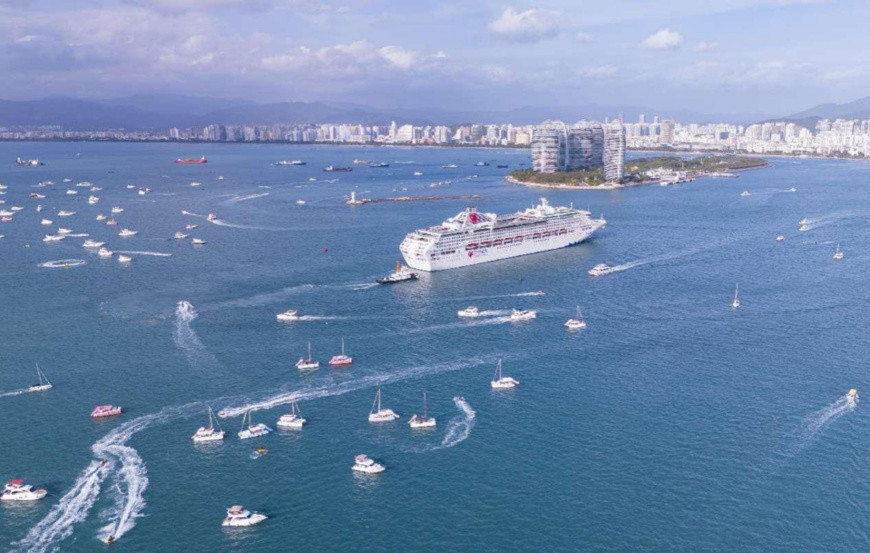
[[98, 94, 254, 116], [772, 95, 870, 127], [194, 102, 432, 127], [0, 98, 178, 130]]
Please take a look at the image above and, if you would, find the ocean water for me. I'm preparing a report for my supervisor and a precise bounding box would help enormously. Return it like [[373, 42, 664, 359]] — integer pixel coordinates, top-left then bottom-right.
[[2, 143, 870, 551]]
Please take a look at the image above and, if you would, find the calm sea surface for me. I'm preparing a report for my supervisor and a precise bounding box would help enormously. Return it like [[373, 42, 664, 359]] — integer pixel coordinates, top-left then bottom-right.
[[2, 142, 870, 552]]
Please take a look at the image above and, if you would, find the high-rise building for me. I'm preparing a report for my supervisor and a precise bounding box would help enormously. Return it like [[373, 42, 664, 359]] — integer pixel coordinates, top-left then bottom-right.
[[638, 114, 646, 125], [566, 122, 604, 170], [604, 122, 626, 183], [531, 126, 564, 173], [660, 119, 675, 144]]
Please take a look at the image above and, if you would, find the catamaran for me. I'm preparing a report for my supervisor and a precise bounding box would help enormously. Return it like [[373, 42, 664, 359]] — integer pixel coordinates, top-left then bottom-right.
[[295, 342, 319, 370], [328, 338, 353, 366], [408, 392, 436, 428], [491, 359, 519, 389], [564, 306, 587, 329], [834, 244, 844, 260], [27, 364, 52, 392], [276, 401, 306, 428], [732, 284, 741, 309], [369, 387, 400, 422], [91, 405, 122, 418], [192, 407, 225, 442], [238, 410, 271, 440]]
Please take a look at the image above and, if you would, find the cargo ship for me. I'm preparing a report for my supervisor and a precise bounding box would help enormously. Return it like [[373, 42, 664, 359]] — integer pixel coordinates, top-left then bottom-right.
[[174, 157, 208, 164]]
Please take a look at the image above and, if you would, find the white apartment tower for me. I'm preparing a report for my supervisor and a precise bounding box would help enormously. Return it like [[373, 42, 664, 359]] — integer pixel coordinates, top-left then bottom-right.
[[604, 121, 626, 182]]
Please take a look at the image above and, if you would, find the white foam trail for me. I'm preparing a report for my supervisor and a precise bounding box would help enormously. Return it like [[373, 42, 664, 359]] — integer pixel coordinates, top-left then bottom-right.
[[38, 259, 87, 268], [207, 284, 317, 310], [800, 211, 858, 231], [795, 394, 857, 451], [0, 389, 28, 398], [446, 291, 545, 302], [404, 316, 513, 335], [227, 192, 269, 203], [341, 283, 379, 291], [173, 301, 217, 368], [209, 218, 289, 231], [440, 397, 477, 448], [96, 445, 147, 543], [114, 251, 172, 257], [65, 233, 90, 238], [297, 315, 351, 321], [477, 309, 511, 317]]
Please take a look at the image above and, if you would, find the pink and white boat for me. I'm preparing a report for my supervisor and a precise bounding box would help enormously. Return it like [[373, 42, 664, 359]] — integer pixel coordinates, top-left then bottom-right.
[[329, 338, 353, 366], [91, 405, 122, 418]]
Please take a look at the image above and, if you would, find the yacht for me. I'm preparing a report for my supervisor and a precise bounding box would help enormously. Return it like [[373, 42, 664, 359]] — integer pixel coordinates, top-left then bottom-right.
[[491, 359, 519, 389], [276, 309, 299, 322], [732, 284, 741, 309], [57, 210, 75, 217], [91, 405, 122, 418], [510, 309, 536, 321], [1, 480, 47, 501], [66, 189, 78, 195], [799, 218, 809, 225], [237, 410, 272, 440], [111, 207, 124, 214], [408, 393, 436, 429], [27, 364, 52, 392], [192, 407, 225, 442], [368, 388, 400, 422], [776, 234, 785, 242], [57, 228, 72, 234], [96, 214, 107, 221], [328, 338, 353, 366], [457, 306, 480, 318], [588, 264, 613, 277], [88, 196, 99, 204], [83, 240, 105, 248], [98, 248, 114, 258], [799, 224, 810, 232], [352, 454, 385, 474], [848, 388, 860, 405], [564, 306, 587, 329], [43, 234, 65, 242], [834, 244, 844, 260], [740, 191, 751, 197], [118, 229, 138, 237], [276, 401, 306, 429], [376, 261, 418, 284], [222, 506, 268, 527], [174, 232, 189, 240], [117, 255, 132, 264], [295, 342, 319, 370], [192, 238, 207, 245], [40, 219, 52, 225]]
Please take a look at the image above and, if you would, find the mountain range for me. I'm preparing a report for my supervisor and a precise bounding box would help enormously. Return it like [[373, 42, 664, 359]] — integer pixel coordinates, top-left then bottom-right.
[[773, 96, 870, 128]]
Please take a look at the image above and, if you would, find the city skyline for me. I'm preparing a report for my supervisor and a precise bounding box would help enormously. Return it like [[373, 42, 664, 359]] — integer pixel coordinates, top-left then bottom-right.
[[1, 1, 869, 115]]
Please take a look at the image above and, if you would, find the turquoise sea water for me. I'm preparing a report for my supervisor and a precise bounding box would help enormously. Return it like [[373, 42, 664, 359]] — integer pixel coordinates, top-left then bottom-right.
[[2, 143, 870, 551]]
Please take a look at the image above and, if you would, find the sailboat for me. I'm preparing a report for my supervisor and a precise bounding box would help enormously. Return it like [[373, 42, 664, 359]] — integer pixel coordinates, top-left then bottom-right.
[[27, 364, 52, 392], [491, 359, 519, 389], [409, 392, 436, 428], [276, 401, 306, 428], [192, 407, 225, 442], [564, 306, 587, 330], [368, 387, 400, 422], [329, 338, 353, 366], [833, 244, 844, 260], [732, 284, 741, 309], [295, 342, 319, 370], [238, 410, 271, 440]]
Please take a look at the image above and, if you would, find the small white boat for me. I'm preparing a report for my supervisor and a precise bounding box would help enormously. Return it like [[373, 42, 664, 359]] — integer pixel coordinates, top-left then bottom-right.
[[457, 306, 480, 318], [776, 234, 785, 242], [222, 505, 268, 527], [91, 186, 102, 192], [35, 205, 42, 212], [352, 454, 385, 474], [192, 407, 225, 442], [138, 189, 147, 196], [186, 224, 198, 230], [9, 206, 22, 212], [789, 187, 797, 192], [207, 213, 218, 221], [328, 338, 353, 366], [57, 210, 75, 217], [368, 387, 399, 422], [192, 238, 207, 245], [57, 228, 72, 234], [237, 410, 272, 440], [510, 309, 536, 321], [0, 210, 12, 217], [276, 401, 306, 429], [66, 189, 78, 195], [27, 364, 52, 392], [106, 218, 118, 226], [30, 193, 45, 199], [848, 388, 860, 406], [491, 359, 519, 389], [732, 284, 740, 309], [295, 342, 320, 370], [83, 239, 105, 248], [408, 392, 436, 429], [40, 219, 52, 225], [88, 196, 99, 204], [111, 207, 124, 214], [799, 224, 810, 232], [118, 228, 138, 237], [190, 181, 202, 187], [174, 232, 188, 239], [564, 306, 587, 330], [834, 244, 844, 260], [740, 191, 751, 197], [276, 309, 299, 322], [295, 200, 307, 206], [98, 248, 113, 258], [126, 184, 135, 189], [1, 480, 47, 501], [96, 214, 107, 221], [799, 218, 809, 225], [118, 255, 132, 263], [43, 234, 65, 242], [413, 171, 423, 176], [76, 181, 91, 187], [588, 264, 613, 277]]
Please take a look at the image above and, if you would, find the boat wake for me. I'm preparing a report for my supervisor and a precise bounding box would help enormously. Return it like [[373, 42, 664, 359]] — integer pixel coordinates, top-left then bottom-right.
[[438, 397, 477, 449], [446, 291, 545, 302], [799, 211, 857, 231], [794, 394, 857, 452], [114, 251, 172, 257], [38, 259, 87, 269], [0, 388, 28, 398], [206, 281, 379, 311], [226, 193, 269, 203], [296, 315, 351, 321], [209, 218, 290, 232], [173, 301, 217, 368]]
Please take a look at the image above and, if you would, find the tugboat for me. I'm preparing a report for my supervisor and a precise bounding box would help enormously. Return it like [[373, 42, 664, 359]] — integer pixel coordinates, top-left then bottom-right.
[[376, 261, 418, 284]]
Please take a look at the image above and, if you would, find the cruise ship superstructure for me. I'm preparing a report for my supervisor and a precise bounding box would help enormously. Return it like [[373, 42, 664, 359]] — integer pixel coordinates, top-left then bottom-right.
[[399, 198, 605, 271]]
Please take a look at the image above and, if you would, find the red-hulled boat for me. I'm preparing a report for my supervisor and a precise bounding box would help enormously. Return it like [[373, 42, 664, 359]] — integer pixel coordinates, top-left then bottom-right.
[[174, 157, 207, 164], [91, 405, 122, 418]]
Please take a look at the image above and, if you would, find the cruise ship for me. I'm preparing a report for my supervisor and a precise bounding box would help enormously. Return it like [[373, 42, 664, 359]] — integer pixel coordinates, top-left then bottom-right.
[[399, 198, 605, 271]]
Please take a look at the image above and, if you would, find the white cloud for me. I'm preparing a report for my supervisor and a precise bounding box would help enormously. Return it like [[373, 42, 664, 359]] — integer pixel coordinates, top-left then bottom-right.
[[378, 45, 416, 70], [694, 41, 719, 52], [488, 7, 560, 43], [641, 28, 683, 51], [576, 32, 593, 43]]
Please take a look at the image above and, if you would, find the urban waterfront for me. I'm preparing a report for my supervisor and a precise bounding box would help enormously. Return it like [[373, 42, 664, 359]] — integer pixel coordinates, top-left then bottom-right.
[[2, 142, 870, 551]]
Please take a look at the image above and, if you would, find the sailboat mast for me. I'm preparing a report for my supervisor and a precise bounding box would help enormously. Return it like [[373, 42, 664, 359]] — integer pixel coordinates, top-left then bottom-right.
[[308, 342, 312, 361], [341, 338, 345, 356], [423, 393, 427, 417]]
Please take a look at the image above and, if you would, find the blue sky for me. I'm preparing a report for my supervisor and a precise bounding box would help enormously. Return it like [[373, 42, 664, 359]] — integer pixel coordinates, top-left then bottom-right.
[[0, 0, 863, 115]]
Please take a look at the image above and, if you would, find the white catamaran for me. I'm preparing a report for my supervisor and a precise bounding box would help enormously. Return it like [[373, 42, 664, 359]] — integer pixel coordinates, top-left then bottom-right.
[[491, 359, 519, 389], [369, 388, 400, 422], [192, 407, 225, 442], [296, 342, 320, 370], [408, 392, 436, 428]]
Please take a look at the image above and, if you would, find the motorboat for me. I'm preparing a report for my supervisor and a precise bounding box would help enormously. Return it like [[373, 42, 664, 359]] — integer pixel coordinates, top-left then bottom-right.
[[190, 181, 202, 187], [491, 359, 519, 389], [441, 164, 459, 169], [88, 196, 99, 204], [57, 228, 72, 234], [408, 393, 436, 429], [0, 210, 12, 217], [352, 454, 385, 474], [369, 162, 389, 168], [789, 187, 797, 192], [353, 159, 371, 165], [295, 342, 319, 370], [834, 244, 844, 260], [35, 205, 42, 212], [296, 200, 307, 206], [192, 407, 225, 442], [57, 210, 75, 217], [138, 188, 148, 196], [186, 224, 197, 230], [276, 401, 306, 429], [111, 207, 124, 214], [126, 184, 135, 189], [174, 232, 189, 239], [27, 364, 52, 392], [457, 306, 480, 318], [588, 264, 613, 277], [117, 255, 132, 264], [106, 218, 118, 226], [40, 219, 52, 225], [91, 186, 102, 192], [732, 284, 741, 309], [192, 238, 207, 245], [222, 506, 268, 527], [740, 191, 751, 197], [238, 410, 272, 439], [9, 206, 22, 212], [413, 171, 423, 176], [1, 480, 47, 501], [329, 338, 353, 366], [564, 306, 587, 330], [776, 234, 785, 242], [91, 405, 122, 418], [83, 240, 105, 248], [848, 389, 860, 405], [276, 309, 299, 322], [96, 214, 107, 221], [368, 388, 399, 422], [66, 189, 78, 195], [76, 181, 92, 187], [799, 224, 810, 232], [207, 213, 218, 221], [43, 234, 65, 242], [30, 193, 45, 199], [377, 261, 418, 284], [510, 309, 536, 321], [98, 248, 114, 258], [799, 218, 809, 225], [118, 228, 138, 237]]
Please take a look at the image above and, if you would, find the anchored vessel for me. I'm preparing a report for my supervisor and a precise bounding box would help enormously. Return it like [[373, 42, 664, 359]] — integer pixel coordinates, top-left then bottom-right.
[[192, 407, 225, 442], [369, 388, 399, 422], [491, 359, 519, 390], [276, 401, 306, 428], [352, 454, 385, 474], [222, 506, 267, 527], [408, 393, 436, 429], [399, 198, 605, 271]]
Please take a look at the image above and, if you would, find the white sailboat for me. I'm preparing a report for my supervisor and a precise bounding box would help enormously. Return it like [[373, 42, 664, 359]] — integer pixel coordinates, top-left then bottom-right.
[[833, 244, 844, 260], [192, 407, 225, 442], [408, 392, 436, 428], [276, 401, 306, 428], [732, 284, 741, 309], [237, 410, 271, 440], [27, 364, 52, 392], [564, 306, 587, 329], [491, 359, 519, 389], [368, 387, 400, 422], [295, 342, 320, 370]]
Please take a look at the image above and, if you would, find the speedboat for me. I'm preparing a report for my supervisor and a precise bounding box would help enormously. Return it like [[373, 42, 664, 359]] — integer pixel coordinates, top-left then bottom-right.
[[834, 244, 844, 260], [118, 228, 138, 237], [57, 228, 72, 234], [40, 219, 52, 225], [491, 359, 519, 389], [776, 234, 785, 242], [186, 224, 198, 230], [510, 309, 536, 321], [91, 186, 102, 192], [732, 284, 740, 309], [457, 306, 480, 318], [295, 342, 319, 370], [237, 410, 272, 439], [222, 506, 268, 527], [88, 196, 99, 204], [408, 393, 436, 429], [413, 171, 423, 176], [276, 309, 299, 322], [27, 364, 52, 392], [83, 240, 105, 248], [192, 238, 207, 245], [368, 388, 399, 422], [799, 218, 809, 225], [30, 193, 45, 199], [66, 189, 78, 195], [190, 181, 202, 187], [588, 264, 613, 277], [441, 164, 459, 169], [57, 210, 75, 217], [207, 213, 218, 221], [276, 401, 306, 429], [43, 234, 65, 242], [1, 480, 47, 501], [192, 407, 225, 442], [740, 191, 751, 197], [91, 405, 122, 418], [76, 181, 92, 187], [126, 184, 135, 189], [377, 261, 418, 284], [96, 214, 107, 221], [111, 207, 124, 214], [117, 255, 132, 264], [848, 389, 859, 405], [352, 454, 385, 474], [564, 306, 587, 330], [328, 338, 353, 366], [799, 224, 809, 232], [98, 248, 114, 258]]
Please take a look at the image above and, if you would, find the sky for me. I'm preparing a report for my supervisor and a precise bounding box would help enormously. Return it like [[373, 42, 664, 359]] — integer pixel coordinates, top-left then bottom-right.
[[0, 0, 865, 116]]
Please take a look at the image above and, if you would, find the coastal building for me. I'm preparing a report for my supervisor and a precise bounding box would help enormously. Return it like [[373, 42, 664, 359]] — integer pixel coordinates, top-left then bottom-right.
[[566, 122, 604, 170], [531, 126, 564, 173], [660, 119, 675, 145], [604, 121, 626, 182]]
